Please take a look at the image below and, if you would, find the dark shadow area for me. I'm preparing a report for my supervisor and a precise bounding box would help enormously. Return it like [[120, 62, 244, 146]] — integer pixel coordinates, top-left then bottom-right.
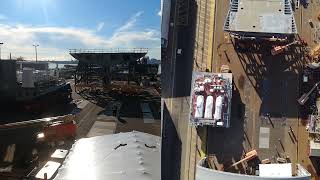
[[0, 124, 74, 179], [161, 102, 181, 180], [78, 89, 116, 106], [120, 97, 143, 118], [161, 0, 196, 99], [203, 86, 247, 173], [299, 68, 320, 120], [233, 38, 306, 118], [0, 103, 75, 125], [310, 156, 320, 176]]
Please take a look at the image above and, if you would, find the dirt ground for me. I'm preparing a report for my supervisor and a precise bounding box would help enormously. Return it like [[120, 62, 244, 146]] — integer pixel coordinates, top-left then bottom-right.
[[207, 0, 320, 178]]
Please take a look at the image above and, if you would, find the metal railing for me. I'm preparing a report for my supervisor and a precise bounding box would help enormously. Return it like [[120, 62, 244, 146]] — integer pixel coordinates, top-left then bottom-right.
[[69, 48, 148, 54]]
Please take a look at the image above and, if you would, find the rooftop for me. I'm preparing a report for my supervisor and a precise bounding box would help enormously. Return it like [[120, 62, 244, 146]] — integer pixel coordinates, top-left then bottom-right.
[[69, 49, 148, 67], [53, 131, 160, 180], [224, 0, 297, 35]]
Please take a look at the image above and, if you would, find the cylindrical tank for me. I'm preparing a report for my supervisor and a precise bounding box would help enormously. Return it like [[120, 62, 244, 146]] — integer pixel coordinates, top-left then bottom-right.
[[22, 68, 34, 88], [214, 95, 223, 120], [204, 96, 213, 119], [195, 95, 204, 118]]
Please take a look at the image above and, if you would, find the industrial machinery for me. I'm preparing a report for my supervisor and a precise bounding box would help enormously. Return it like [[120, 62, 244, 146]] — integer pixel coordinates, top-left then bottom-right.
[[37, 120, 76, 142], [298, 81, 320, 105], [309, 44, 320, 60], [190, 72, 233, 127], [271, 40, 306, 55], [0, 114, 77, 143]]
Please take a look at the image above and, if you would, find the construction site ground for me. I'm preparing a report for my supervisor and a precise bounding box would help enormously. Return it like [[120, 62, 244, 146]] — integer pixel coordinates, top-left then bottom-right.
[[73, 80, 161, 138], [163, 0, 320, 179], [211, 1, 320, 178]]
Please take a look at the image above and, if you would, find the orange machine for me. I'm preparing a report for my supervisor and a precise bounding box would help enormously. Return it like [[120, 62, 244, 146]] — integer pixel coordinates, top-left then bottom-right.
[[230, 149, 258, 167], [309, 44, 320, 59], [271, 40, 306, 55]]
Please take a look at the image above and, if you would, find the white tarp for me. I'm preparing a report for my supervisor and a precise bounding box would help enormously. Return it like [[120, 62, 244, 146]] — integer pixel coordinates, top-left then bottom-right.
[[53, 131, 161, 180], [259, 163, 292, 177]]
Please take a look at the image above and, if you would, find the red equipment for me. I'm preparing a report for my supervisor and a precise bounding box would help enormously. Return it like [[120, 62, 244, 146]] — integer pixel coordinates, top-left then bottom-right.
[[40, 121, 77, 142]]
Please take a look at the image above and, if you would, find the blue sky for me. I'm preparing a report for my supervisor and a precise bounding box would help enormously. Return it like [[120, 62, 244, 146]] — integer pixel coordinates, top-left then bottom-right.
[[0, 0, 161, 60]]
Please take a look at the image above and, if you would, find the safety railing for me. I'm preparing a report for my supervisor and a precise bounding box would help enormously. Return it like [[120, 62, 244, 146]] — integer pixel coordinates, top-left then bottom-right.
[[69, 48, 148, 54]]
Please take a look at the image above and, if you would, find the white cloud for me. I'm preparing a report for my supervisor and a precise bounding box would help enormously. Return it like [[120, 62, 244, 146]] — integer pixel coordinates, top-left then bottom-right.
[[117, 11, 144, 32], [0, 25, 160, 59], [0, 14, 8, 20], [0, 11, 160, 60], [96, 22, 105, 32]]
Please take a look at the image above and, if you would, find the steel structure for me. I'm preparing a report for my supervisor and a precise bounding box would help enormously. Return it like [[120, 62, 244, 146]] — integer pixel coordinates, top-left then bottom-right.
[[69, 48, 148, 89], [224, 0, 297, 40]]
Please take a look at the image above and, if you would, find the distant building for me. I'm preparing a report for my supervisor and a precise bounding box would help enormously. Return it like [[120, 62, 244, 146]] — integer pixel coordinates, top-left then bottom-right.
[[0, 60, 17, 98], [16, 61, 49, 71]]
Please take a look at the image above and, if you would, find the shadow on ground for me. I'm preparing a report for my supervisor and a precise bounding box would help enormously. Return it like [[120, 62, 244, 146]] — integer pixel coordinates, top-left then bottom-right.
[[196, 85, 253, 173], [161, 102, 181, 180], [232, 37, 306, 118]]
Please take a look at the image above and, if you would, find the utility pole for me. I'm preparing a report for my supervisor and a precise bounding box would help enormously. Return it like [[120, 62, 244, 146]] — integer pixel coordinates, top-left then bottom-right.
[[33, 44, 39, 62], [0, 42, 3, 60]]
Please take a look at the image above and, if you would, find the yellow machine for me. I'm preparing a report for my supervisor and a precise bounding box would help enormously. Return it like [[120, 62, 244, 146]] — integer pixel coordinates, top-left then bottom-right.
[[309, 44, 320, 59]]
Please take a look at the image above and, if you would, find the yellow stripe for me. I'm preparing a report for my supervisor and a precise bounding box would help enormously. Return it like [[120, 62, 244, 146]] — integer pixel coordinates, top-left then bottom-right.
[[206, 0, 215, 72], [198, 127, 207, 159], [198, 0, 216, 159]]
